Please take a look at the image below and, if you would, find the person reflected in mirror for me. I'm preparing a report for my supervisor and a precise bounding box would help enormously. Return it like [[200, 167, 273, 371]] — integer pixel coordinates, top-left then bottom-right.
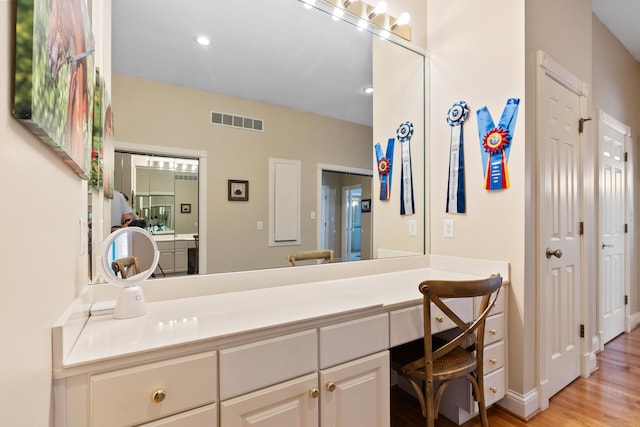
[[111, 190, 133, 232]]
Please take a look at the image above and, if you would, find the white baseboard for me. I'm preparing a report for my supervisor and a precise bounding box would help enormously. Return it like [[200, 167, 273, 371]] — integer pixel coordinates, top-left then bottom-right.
[[496, 388, 539, 420], [628, 311, 640, 331]]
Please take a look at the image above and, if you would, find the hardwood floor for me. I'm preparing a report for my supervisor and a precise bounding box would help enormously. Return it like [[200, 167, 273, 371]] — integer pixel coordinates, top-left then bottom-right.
[[391, 326, 640, 426]]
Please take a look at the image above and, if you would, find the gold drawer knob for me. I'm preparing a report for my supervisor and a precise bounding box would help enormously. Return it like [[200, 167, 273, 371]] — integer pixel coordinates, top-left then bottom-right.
[[151, 389, 166, 404], [489, 386, 498, 394], [489, 329, 497, 335], [309, 388, 320, 398], [435, 315, 444, 323], [489, 358, 497, 365], [326, 382, 336, 392]]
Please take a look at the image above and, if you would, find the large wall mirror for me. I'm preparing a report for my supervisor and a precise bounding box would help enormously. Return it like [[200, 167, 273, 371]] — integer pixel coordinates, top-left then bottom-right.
[[104, 0, 427, 279]]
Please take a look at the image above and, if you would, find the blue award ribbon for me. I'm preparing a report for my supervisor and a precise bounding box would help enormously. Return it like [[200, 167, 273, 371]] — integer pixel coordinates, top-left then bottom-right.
[[446, 101, 469, 213], [375, 138, 394, 201], [476, 98, 520, 190], [397, 122, 415, 215]]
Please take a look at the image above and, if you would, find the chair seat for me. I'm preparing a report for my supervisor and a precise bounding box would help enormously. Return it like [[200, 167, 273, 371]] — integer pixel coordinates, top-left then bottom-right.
[[391, 337, 477, 381]]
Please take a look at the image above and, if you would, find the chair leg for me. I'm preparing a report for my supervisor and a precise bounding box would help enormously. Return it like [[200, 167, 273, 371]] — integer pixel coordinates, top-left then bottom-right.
[[474, 373, 489, 427]]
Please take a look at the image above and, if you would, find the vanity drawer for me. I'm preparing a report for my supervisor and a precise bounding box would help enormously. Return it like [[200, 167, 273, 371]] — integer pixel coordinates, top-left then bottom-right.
[[483, 340, 505, 374], [139, 403, 217, 426], [484, 368, 506, 407], [219, 329, 317, 400], [389, 298, 473, 347], [475, 286, 505, 316], [484, 313, 504, 345], [319, 313, 388, 369], [90, 351, 217, 427]]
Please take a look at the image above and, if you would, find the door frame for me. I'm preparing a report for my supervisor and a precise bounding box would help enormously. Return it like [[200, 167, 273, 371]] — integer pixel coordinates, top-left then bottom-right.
[[115, 141, 208, 274], [596, 109, 633, 348], [317, 163, 373, 257], [535, 51, 592, 410]]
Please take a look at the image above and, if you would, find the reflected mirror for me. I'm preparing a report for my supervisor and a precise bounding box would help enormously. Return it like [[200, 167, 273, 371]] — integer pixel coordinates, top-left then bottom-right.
[[107, 0, 426, 277]]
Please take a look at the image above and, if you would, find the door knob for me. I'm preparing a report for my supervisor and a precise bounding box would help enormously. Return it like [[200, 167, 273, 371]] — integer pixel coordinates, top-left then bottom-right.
[[601, 243, 614, 249], [546, 248, 562, 259]]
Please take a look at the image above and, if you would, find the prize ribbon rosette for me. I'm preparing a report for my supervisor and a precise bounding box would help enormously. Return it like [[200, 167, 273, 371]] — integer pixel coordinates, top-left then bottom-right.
[[375, 138, 394, 201], [476, 98, 520, 190], [446, 101, 469, 213], [397, 121, 415, 215]]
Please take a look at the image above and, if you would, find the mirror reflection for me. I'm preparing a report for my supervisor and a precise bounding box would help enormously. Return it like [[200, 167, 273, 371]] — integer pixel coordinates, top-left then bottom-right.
[[102, 226, 159, 286], [104, 0, 426, 279]]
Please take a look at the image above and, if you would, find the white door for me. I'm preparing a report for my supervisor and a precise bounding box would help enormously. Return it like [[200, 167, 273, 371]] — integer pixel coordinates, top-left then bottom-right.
[[537, 53, 584, 406], [599, 110, 628, 345], [342, 185, 362, 262], [220, 373, 319, 427], [320, 352, 389, 427], [321, 185, 337, 253]]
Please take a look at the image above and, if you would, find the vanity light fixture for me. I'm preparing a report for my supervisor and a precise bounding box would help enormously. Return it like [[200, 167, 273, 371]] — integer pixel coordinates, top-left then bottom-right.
[[308, 0, 412, 41], [194, 35, 210, 46]]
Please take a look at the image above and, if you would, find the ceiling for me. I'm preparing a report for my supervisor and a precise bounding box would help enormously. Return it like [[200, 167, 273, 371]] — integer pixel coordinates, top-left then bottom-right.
[[111, 1, 640, 129], [592, 0, 640, 62]]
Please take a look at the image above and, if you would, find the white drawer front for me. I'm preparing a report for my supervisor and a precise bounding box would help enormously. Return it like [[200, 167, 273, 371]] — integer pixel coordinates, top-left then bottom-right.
[[484, 313, 504, 345], [90, 352, 217, 427], [483, 340, 505, 374], [484, 368, 506, 406], [219, 329, 317, 400], [140, 403, 217, 426], [389, 298, 473, 347], [319, 313, 388, 369]]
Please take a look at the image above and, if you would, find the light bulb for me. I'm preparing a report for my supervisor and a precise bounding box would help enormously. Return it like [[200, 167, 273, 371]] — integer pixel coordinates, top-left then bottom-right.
[[397, 12, 410, 26], [373, 1, 387, 15]]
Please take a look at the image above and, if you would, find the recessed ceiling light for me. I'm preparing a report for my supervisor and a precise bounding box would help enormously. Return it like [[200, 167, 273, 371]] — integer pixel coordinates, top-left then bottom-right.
[[195, 35, 210, 46]]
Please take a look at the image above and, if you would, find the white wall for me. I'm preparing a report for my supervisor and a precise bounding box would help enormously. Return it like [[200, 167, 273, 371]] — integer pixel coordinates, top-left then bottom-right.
[[0, 2, 89, 424]]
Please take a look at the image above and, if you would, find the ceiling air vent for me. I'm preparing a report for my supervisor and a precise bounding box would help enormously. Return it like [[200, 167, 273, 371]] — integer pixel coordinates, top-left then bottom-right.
[[211, 111, 264, 132]]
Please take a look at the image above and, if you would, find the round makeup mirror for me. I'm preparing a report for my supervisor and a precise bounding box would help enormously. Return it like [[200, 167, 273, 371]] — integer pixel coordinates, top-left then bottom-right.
[[101, 227, 160, 319]]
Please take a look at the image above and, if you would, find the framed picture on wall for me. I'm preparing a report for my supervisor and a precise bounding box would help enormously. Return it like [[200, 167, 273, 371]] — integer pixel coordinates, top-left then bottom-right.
[[361, 199, 371, 213], [228, 180, 249, 201], [180, 203, 191, 214]]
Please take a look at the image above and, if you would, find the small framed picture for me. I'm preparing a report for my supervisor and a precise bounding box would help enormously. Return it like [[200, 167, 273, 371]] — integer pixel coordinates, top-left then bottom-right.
[[361, 198, 371, 213], [181, 203, 191, 213], [228, 179, 249, 201]]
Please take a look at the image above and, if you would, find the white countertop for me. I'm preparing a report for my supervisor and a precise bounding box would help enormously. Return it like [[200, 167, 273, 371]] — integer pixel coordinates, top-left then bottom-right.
[[61, 268, 485, 371]]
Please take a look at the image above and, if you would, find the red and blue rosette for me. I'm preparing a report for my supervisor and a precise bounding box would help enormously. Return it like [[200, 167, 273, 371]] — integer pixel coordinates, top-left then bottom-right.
[[396, 121, 415, 215], [476, 98, 520, 190], [375, 138, 394, 201], [446, 101, 468, 213]]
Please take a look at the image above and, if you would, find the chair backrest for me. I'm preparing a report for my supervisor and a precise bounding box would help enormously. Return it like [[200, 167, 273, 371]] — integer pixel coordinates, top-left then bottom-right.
[[111, 256, 141, 279], [420, 274, 502, 362], [287, 249, 334, 266]]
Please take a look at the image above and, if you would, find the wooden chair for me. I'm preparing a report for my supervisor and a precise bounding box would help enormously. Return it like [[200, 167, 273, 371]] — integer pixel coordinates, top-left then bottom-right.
[[391, 274, 502, 427], [111, 256, 141, 279], [287, 249, 334, 266]]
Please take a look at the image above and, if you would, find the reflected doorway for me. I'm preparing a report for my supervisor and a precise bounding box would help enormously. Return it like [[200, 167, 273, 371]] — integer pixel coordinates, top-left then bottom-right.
[[320, 169, 372, 262]]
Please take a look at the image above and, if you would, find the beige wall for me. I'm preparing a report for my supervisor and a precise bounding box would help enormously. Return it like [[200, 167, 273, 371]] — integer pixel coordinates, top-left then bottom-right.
[[1, 1, 90, 424]]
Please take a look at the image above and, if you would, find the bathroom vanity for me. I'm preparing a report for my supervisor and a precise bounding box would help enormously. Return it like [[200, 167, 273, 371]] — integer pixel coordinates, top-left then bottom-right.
[[52, 256, 508, 427]]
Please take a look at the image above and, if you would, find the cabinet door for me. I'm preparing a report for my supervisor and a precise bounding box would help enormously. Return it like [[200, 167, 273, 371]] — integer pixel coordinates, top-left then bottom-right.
[[319, 351, 389, 427], [221, 373, 318, 427], [140, 404, 217, 426], [174, 247, 188, 273], [158, 249, 174, 273]]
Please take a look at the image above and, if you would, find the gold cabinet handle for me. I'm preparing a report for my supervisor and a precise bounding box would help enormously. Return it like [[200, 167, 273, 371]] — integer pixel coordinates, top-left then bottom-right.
[[435, 315, 444, 323], [489, 329, 497, 335], [489, 358, 497, 365], [309, 388, 320, 398], [326, 382, 336, 392], [151, 389, 166, 404], [489, 386, 498, 394]]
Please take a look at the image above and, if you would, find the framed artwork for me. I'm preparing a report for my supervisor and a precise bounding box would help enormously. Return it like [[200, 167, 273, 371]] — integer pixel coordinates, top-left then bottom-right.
[[13, 0, 96, 179], [228, 180, 249, 201], [180, 203, 191, 214], [89, 69, 104, 189], [361, 198, 371, 213]]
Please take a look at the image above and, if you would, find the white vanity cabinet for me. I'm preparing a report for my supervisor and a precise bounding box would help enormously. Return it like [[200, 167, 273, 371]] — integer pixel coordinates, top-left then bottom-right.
[[81, 351, 217, 427], [156, 240, 188, 274], [220, 315, 390, 427]]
